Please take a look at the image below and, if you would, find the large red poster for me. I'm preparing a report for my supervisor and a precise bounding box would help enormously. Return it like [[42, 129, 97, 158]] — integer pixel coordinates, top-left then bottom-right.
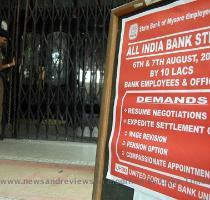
[[107, 0, 210, 199]]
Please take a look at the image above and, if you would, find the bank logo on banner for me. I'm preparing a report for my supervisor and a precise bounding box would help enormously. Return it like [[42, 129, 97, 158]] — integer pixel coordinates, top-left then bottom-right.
[[129, 23, 138, 40], [115, 163, 128, 175]]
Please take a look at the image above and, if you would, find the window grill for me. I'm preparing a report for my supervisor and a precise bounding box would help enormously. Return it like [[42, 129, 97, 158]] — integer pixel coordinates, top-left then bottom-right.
[[0, 0, 131, 142]]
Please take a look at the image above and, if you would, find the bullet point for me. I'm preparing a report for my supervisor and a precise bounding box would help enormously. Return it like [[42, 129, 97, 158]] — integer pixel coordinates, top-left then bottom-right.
[[122, 141, 126, 145], [122, 151, 125, 156], [123, 119, 127, 124], [124, 109, 127, 112]]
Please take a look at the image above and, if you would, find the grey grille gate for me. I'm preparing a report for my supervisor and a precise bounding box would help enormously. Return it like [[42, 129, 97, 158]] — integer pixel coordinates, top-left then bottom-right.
[[0, 0, 131, 142]]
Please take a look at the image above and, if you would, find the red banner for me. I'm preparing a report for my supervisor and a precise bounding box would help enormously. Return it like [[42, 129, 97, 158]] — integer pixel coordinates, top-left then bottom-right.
[[107, 0, 210, 199]]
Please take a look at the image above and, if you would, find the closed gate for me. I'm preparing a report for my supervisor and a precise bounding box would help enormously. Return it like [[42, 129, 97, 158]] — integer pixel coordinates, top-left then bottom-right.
[[0, 0, 131, 142]]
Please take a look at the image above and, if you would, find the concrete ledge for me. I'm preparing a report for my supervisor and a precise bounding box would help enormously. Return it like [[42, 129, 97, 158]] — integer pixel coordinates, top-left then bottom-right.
[[0, 139, 96, 166]]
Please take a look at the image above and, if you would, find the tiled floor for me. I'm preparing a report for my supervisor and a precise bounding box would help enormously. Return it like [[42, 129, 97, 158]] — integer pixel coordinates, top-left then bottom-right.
[[0, 160, 94, 200], [0, 139, 96, 166]]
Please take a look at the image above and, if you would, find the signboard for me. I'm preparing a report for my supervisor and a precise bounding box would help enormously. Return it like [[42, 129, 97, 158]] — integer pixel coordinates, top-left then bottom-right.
[[106, 0, 210, 199]]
